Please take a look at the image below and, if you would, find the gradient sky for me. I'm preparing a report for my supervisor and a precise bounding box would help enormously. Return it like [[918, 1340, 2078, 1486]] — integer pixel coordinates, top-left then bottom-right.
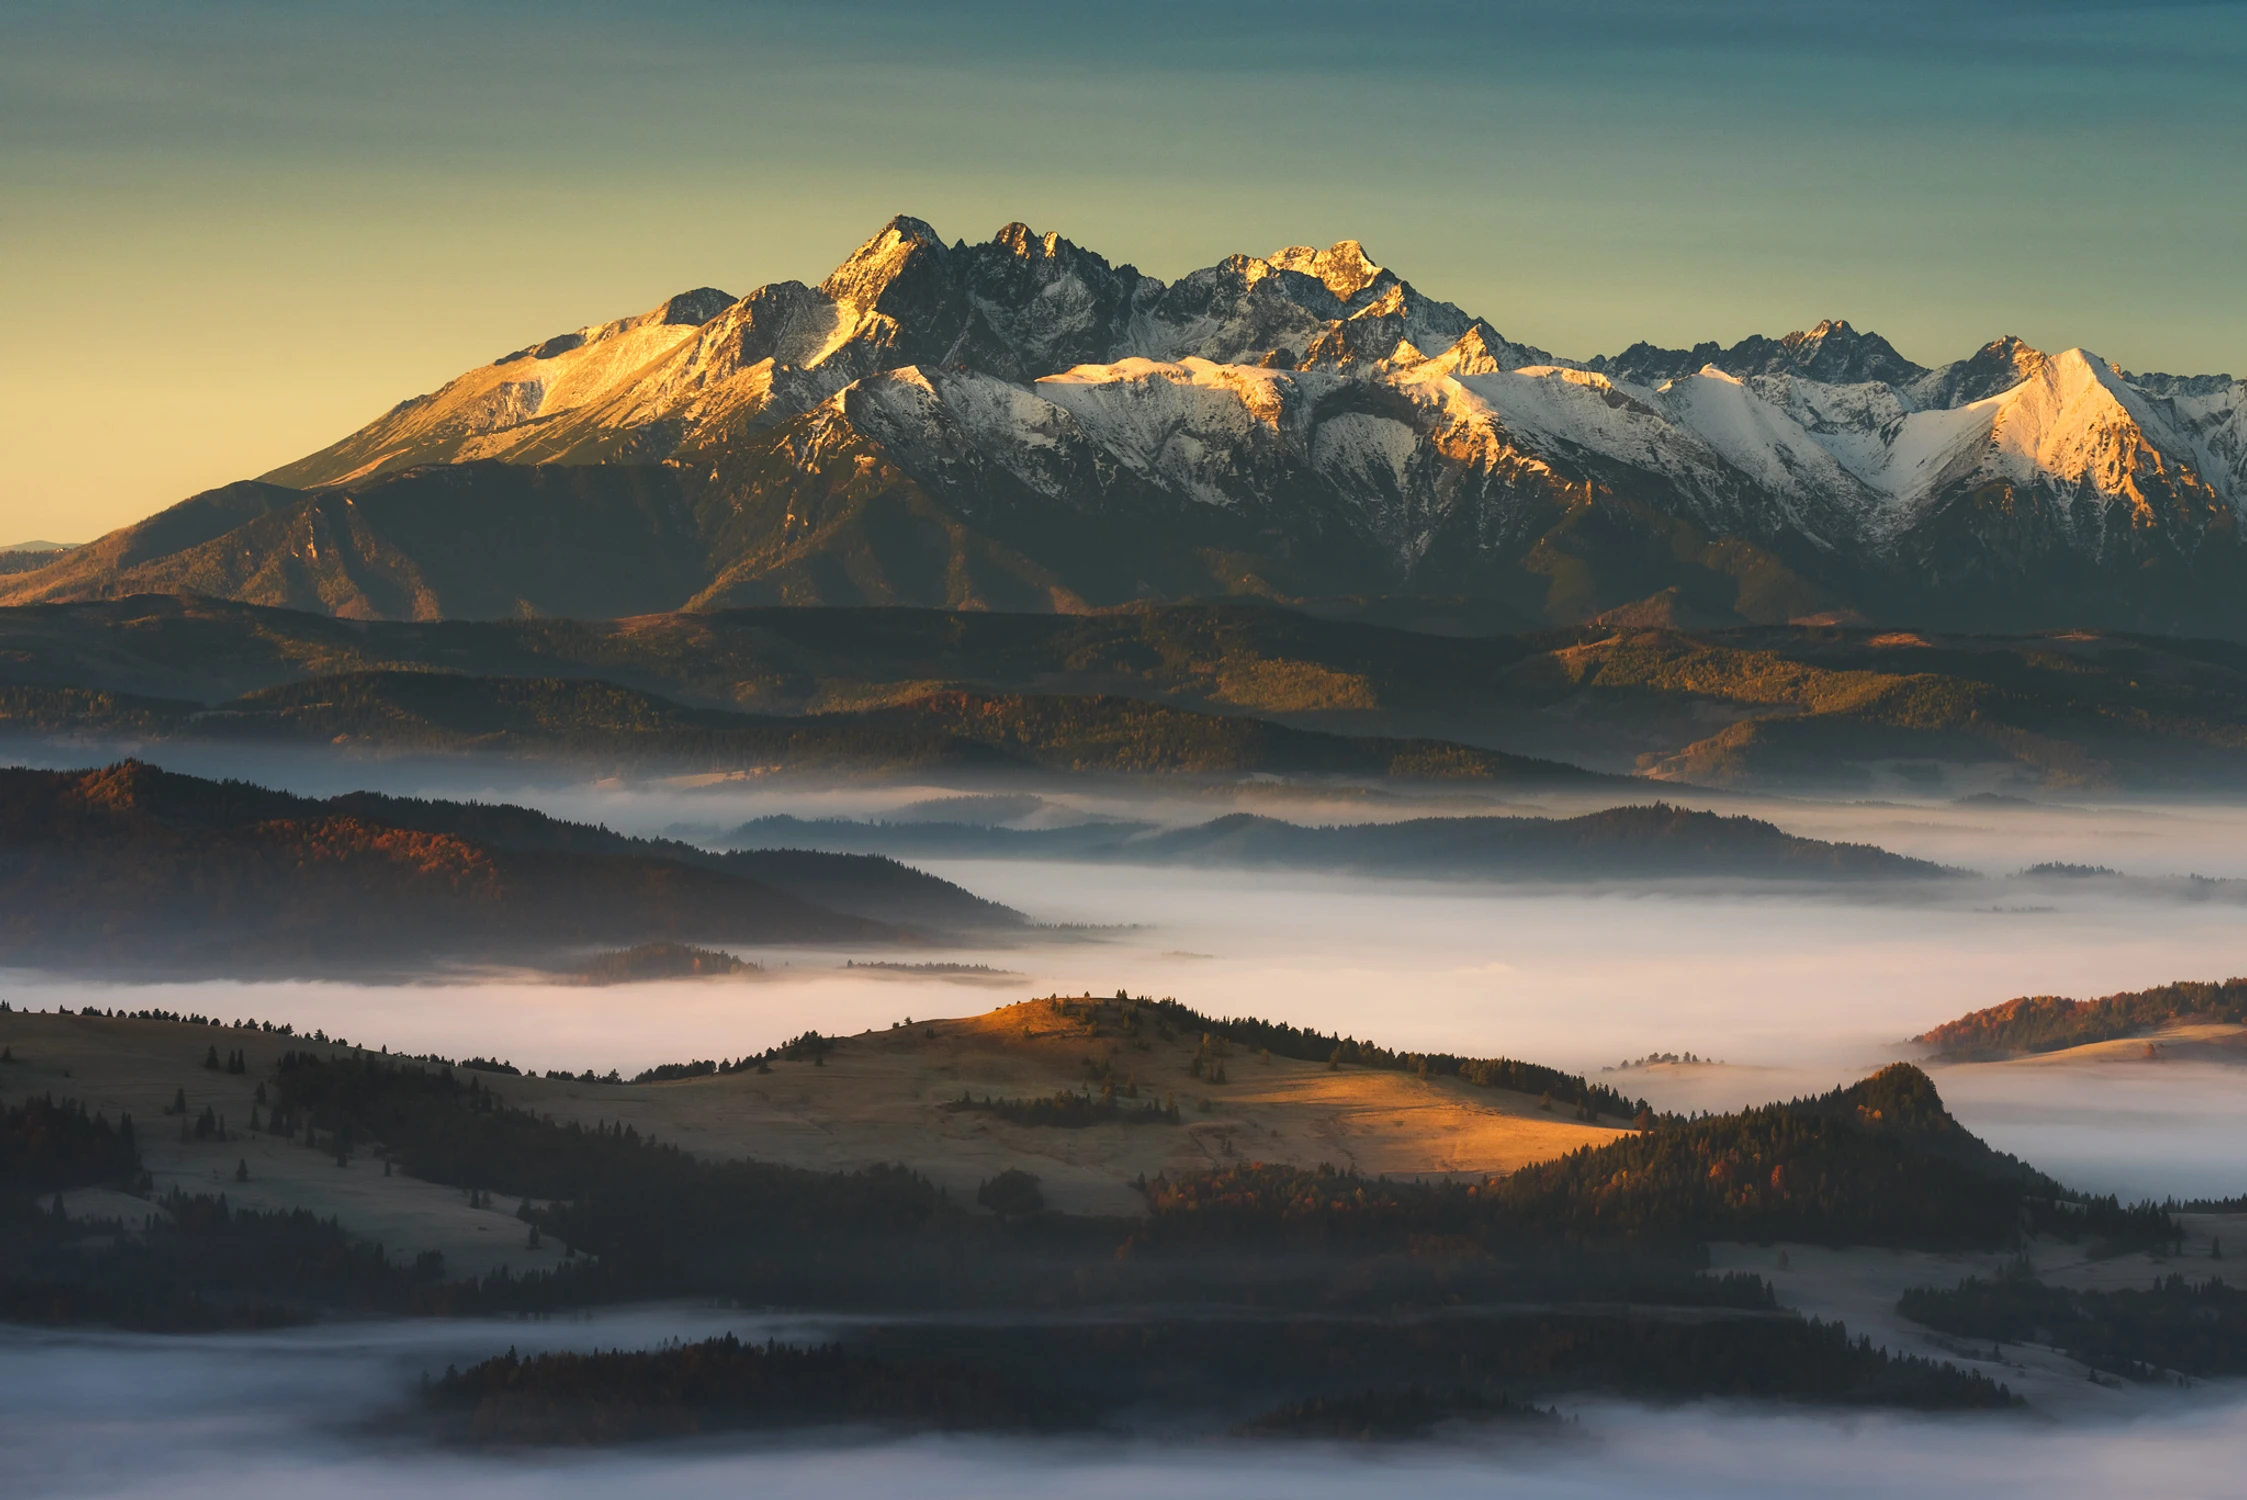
[[4, 0, 2244, 542]]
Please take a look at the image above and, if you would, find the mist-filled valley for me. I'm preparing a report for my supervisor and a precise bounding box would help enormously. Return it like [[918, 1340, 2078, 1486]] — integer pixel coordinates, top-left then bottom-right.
[[6, 758, 2244, 1190], [12, 679, 2247, 1500], [16, 0, 2247, 1489], [8, 1318, 2247, 1500]]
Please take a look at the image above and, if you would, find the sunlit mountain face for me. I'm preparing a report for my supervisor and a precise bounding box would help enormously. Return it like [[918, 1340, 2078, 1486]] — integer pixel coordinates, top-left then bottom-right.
[[8, 215, 2244, 633]]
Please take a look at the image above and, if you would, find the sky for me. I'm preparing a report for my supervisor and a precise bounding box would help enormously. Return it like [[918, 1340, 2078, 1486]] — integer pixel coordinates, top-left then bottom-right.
[[3, 0, 2243, 544]]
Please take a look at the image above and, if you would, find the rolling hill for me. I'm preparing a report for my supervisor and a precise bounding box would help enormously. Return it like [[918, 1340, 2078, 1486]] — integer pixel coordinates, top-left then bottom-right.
[[1916, 978, 2247, 1060], [5, 594, 2247, 789], [0, 665, 1604, 783], [0, 761, 1016, 974], [726, 803, 1951, 881]]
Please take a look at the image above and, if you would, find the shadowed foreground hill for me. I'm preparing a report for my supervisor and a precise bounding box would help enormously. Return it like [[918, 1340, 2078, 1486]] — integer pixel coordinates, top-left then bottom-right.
[[1137, 1065, 2120, 1253], [0, 762, 1013, 973], [3, 1000, 2154, 1415]]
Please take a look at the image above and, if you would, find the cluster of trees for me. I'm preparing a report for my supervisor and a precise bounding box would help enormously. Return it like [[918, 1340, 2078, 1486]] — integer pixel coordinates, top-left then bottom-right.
[[32, 1003, 300, 1032], [1498, 1101, 2023, 1249], [0, 1095, 140, 1197], [944, 1089, 1179, 1128], [853, 1308, 2018, 1415], [574, 940, 752, 985], [1133, 1065, 2152, 1254], [1047, 992, 1647, 1121], [269, 1050, 948, 1288], [1900, 1268, 2247, 1378], [0, 1186, 603, 1331], [1234, 1385, 1561, 1438], [424, 1334, 1063, 1443], [1917, 977, 2247, 1059]]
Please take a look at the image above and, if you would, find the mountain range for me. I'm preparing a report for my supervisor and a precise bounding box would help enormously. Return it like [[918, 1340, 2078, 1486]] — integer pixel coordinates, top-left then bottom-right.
[[5, 214, 2244, 632]]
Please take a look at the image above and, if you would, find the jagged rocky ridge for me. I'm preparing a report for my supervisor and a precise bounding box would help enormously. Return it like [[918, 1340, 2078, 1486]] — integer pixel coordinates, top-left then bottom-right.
[[9, 216, 2244, 631]]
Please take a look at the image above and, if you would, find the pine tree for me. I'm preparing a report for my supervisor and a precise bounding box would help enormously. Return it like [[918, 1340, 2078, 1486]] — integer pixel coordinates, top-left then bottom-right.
[[203, 1044, 220, 1070], [235, 1158, 249, 1183]]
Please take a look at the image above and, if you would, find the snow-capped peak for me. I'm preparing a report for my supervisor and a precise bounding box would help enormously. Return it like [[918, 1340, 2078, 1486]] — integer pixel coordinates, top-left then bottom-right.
[[1267, 240, 1385, 302], [251, 211, 2247, 609], [818, 214, 949, 311]]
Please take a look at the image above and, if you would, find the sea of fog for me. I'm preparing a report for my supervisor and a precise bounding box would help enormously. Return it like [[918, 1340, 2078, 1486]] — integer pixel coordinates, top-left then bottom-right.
[[6, 1309, 2246, 1500], [6, 756, 2246, 1198], [9, 755, 2247, 1491]]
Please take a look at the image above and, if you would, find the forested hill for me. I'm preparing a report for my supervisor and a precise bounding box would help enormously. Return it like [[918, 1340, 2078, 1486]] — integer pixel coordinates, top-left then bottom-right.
[[1144, 1064, 2164, 1252], [0, 668, 1605, 784], [728, 804, 1951, 881], [1127, 805, 1945, 878], [324, 785, 1023, 929], [11, 594, 2247, 791], [1917, 977, 2247, 1059], [0, 762, 1008, 974]]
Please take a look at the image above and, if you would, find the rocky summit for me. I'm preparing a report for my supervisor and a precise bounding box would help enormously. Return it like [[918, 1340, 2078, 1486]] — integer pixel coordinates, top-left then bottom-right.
[[10, 215, 2244, 632]]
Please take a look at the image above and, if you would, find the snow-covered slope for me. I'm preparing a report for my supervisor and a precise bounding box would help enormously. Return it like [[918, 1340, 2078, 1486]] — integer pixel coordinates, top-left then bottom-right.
[[17, 214, 2244, 629]]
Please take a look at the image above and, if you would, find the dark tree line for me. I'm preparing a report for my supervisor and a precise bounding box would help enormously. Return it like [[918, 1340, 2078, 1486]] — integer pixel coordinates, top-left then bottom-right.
[[1135, 1065, 2176, 1254], [944, 1089, 1179, 1128], [1900, 1267, 2247, 1378], [1049, 992, 1646, 1120], [425, 1335, 1063, 1443], [0, 1095, 140, 1197]]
